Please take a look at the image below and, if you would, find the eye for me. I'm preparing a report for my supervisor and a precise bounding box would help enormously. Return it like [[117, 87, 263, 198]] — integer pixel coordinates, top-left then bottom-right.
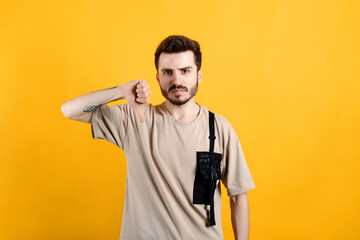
[[182, 69, 189, 74], [164, 70, 172, 75]]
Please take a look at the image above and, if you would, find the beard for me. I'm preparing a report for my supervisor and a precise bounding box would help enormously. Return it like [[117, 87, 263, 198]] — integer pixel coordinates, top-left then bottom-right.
[[160, 81, 198, 106]]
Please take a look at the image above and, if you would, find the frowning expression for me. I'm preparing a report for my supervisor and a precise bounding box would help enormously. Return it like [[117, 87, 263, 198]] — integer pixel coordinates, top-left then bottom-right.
[[156, 51, 202, 106]]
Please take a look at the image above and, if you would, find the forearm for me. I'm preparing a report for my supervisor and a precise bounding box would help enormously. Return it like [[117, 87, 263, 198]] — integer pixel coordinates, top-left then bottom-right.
[[230, 192, 250, 240], [61, 85, 125, 121]]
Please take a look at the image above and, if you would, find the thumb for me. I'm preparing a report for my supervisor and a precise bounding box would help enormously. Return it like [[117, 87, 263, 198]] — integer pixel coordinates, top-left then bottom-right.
[[134, 105, 145, 123]]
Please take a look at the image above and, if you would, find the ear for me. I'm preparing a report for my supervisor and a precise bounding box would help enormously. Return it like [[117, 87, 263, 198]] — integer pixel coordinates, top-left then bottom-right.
[[156, 73, 160, 84], [197, 70, 203, 84]]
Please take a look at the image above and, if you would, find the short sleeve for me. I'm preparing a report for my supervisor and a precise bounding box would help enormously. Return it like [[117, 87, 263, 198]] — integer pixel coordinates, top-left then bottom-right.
[[221, 137, 256, 196], [91, 104, 130, 149]]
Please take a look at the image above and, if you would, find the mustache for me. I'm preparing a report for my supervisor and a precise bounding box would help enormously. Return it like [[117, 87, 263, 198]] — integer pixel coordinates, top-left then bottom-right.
[[168, 85, 188, 92]]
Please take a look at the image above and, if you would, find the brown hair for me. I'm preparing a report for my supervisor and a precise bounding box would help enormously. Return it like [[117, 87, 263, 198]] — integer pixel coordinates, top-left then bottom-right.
[[154, 35, 202, 71]]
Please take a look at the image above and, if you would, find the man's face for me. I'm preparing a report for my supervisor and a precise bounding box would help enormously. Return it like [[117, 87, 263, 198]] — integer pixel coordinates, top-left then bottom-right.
[[156, 50, 202, 106]]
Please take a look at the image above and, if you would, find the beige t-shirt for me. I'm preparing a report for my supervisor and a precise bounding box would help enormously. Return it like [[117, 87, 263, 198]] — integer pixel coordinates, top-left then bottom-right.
[[91, 102, 255, 240]]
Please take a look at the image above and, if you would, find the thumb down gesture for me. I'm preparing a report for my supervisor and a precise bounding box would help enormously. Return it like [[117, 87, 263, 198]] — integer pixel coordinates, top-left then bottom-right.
[[123, 79, 151, 123]]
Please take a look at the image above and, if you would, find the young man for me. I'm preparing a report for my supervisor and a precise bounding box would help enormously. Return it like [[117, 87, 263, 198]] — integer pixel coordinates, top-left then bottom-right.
[[61, 35, 255, 240]]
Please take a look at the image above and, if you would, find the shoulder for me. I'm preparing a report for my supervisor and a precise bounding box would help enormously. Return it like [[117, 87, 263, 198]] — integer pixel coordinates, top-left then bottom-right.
[[202, 106, 239, 143], [202, 106, 233, 129], [99, 103, 132, 115], [214, 112, 236, 137], [103, 103, 164, 119], [214, 112, 231, 126], [108, 103, 155, 115]]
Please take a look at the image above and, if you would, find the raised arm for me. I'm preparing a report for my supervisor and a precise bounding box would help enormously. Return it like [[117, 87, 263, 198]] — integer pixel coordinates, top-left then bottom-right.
[[61, 79, 150, 123]]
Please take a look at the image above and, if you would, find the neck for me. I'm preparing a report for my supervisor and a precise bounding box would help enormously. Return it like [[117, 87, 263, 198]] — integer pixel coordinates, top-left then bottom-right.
[[164, 99, 201, 122]]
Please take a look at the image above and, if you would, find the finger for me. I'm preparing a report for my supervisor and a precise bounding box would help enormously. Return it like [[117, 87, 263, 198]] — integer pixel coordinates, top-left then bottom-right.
[[134, 106, 145, 123], [141, 80, 150, 89], [137, 83, 149, 91], [136, 88, 150, 94], [136, 97, 150, 103], [136, 92, 150, 98], [137, 79, 145, 87]]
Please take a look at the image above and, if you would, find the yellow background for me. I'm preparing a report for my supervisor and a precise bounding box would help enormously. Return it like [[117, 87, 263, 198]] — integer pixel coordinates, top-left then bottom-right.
[[1, 0, 359, 239]]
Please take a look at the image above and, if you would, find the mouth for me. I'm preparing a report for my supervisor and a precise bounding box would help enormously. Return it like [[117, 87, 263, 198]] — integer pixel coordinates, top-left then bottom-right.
[[169, 86, 188, 94], [171, 89, 186, 94]]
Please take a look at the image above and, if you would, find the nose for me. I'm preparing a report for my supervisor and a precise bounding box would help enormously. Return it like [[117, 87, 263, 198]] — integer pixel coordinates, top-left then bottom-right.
[[170, 70, 182, 85]]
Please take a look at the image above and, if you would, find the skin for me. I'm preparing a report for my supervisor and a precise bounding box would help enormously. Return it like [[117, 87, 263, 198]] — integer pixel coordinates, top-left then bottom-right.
[[60, 80, 151, 123], [231, 192, 250, 240], [112, 50, 202, 123], [155, 50, 203, 122]]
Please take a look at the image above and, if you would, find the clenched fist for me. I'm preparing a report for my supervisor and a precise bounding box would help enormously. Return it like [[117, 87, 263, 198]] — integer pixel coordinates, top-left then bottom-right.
[[122, 79, 151, 123]]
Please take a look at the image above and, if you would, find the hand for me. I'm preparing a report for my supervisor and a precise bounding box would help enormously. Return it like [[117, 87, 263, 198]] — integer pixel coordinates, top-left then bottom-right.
[[122, 79, 151, 122]]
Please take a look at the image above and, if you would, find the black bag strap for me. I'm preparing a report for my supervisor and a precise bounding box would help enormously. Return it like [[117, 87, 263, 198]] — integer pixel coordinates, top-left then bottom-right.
[[208, 111, 216, 226]]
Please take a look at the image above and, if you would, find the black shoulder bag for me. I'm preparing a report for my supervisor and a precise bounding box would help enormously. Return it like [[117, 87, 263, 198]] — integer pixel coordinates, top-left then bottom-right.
[[193, 111, 223, 226]]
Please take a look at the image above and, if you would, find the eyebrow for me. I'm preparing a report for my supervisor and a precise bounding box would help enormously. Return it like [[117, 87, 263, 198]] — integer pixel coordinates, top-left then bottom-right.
[[161, 66, 193, 72], [179, 66, 192, 70]]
